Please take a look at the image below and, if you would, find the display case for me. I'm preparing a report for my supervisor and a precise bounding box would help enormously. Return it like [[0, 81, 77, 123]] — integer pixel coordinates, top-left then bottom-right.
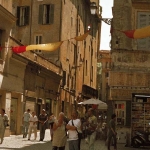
[[115, 101, 126, 125], [131, 97, 150, 135]]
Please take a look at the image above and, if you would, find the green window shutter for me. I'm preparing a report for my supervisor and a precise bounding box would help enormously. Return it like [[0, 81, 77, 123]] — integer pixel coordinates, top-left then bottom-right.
[[25, 6, 30, 25], [17, 7, 20, 26], [137, 12, 150, 50], [39, 5, 43, 24], [126, 101, 131, 127], [49, 4, 54, 24]]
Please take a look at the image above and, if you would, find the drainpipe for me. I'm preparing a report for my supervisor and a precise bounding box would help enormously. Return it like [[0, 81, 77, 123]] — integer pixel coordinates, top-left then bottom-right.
[[29, 0, 33, 44], [55, 0, 63, 65]]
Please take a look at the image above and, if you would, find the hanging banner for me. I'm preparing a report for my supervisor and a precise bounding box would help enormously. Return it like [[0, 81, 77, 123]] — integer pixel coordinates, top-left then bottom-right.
[[9, 31, 90, 53], [12, 41, 63, 53], [74, 31, 90, 41], [114, 25, 150, 39]]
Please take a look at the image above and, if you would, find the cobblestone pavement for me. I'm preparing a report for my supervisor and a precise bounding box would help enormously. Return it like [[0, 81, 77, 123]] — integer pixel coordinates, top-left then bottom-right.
[[0, 130, 150, 150]]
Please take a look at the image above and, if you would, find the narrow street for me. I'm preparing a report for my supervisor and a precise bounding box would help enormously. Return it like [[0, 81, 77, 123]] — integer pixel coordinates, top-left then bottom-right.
[[0, 130, 149, 150]]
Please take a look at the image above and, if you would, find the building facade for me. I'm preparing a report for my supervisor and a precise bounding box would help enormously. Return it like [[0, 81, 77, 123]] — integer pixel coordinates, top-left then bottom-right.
[[109, 0, 150, 143], [12, 0, 101, 118], [0, 0, 101, 135], [0, 0, 62, 135]]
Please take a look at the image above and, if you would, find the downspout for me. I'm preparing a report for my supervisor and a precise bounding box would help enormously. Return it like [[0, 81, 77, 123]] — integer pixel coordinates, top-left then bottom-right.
[[29, 0, 33, 44], [75, 5, 79, 100], [55, 0, 62, 66]]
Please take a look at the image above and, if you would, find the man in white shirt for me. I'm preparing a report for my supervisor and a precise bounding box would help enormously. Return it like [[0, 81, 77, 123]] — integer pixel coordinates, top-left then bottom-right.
[[22, 109, 31, 138], [28, 111, 38, 140], [66, 111, 81, 150]]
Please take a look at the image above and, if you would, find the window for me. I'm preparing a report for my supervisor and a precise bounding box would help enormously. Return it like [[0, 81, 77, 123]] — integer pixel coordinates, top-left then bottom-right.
[[17, 6, 30, 26], [34, 35, 42, 54], [137, 12, 150, 50], [39, 4, 54, 25]]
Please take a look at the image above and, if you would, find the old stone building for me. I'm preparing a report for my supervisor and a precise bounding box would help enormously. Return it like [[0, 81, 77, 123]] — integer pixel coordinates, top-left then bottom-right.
[[109, 0, 150, 143], [0, 0, 101, 135], [12, 0, 101, 119], [97, 50, 111, 101], [0, 0, 62, 135]]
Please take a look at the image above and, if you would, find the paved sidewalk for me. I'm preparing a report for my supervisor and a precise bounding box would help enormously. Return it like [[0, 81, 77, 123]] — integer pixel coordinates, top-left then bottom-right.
[[0, 130, 149, 150]]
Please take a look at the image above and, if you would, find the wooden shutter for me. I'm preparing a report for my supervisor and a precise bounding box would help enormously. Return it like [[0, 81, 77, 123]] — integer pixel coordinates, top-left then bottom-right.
[[49, 4, 54, 24], [17, 7, 20, 26], [137, 12, 150, 50], [39, 5, 43, 24], [62, 71, 66, 87], [25, 6, 30, 25]]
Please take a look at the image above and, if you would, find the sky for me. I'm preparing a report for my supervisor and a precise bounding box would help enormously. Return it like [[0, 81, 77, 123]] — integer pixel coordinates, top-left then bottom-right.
[[100, 0, 113, 50]]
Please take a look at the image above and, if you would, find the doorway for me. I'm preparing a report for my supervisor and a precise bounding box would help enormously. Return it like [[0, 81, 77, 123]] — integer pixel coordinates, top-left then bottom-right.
[[10, 98, 18, 134]]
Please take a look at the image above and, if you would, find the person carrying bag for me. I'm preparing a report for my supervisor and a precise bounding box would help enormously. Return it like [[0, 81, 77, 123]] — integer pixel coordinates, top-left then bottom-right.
[[72, 120, 82, 150]]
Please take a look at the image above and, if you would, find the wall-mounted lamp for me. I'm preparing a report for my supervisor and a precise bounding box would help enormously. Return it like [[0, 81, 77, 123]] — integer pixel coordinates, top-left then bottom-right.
[[90, 2, 112, 25], [90, 2, 97, 15]]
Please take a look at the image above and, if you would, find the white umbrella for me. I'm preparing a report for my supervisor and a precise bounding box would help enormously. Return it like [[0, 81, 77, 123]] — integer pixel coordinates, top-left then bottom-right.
[[82, 98, 107, 105]]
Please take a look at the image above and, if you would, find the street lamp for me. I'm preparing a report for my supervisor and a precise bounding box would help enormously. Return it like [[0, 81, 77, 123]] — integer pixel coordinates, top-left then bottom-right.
[[90, 2, 112, 25], [90, 2, 97, 15]]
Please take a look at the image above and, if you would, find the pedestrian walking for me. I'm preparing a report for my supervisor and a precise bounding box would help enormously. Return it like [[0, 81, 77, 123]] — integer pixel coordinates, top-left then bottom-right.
[[85, 108, 97, 150], [66, 111, 81, 150], [38, 109, 48, 141], [0, 108, 9, 144], [22, 109, 31, 138], [52, 112, 67, 150], [28, 111, 38, 140], [49, 112, 56, 141], [107, 114, 117, 150], [0, 114, 4, 144]]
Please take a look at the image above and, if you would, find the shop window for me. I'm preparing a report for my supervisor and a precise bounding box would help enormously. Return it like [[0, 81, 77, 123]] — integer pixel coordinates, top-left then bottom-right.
[[39, 4, 54, 25], [17, 6, 30, 26], [115, 101, 126, 125]]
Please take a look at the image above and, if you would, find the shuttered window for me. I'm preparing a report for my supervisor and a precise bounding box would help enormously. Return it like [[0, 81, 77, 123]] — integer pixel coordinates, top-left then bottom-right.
[[17, 6, 30, 26], [34, 35, 42, 54], [39, 4, 54, 25], [137, 12, 150, 50]]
